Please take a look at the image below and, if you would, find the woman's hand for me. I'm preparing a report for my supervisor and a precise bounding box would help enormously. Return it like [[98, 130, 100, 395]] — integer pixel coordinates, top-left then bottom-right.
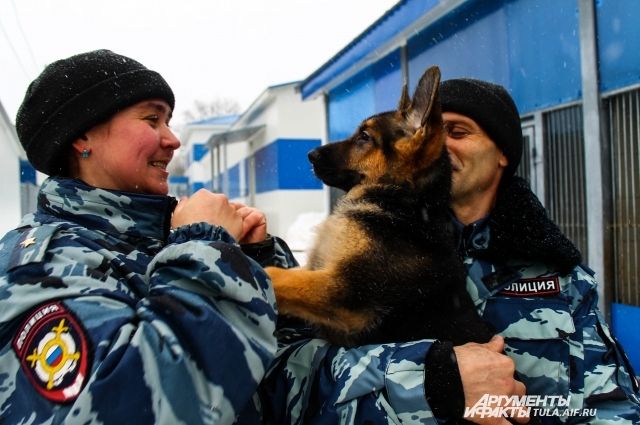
[[231, 203, 268, 244], [172, 189, 243, 240]]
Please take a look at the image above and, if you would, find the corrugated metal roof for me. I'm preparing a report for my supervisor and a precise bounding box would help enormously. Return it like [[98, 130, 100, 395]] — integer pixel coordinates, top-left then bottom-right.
[[300, 0, 465, 99], [188, 114, 239, 126], [206, 125, 265, 147]]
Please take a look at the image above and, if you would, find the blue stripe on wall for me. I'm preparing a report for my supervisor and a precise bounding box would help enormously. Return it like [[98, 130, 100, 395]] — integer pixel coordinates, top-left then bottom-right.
[[192, 144, 208, 162], [611, 302, 640, 373], [255, 141, 279, 193], [169, 175, 188, 184], [254, 139, 323, 193], [191, 181, 206, 193], [227, 162, 243, 199], [20, 160, 36, 184]]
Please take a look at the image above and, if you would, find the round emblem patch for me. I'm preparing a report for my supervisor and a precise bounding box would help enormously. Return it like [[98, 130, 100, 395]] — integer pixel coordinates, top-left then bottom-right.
[[12, 302, 89, 403]]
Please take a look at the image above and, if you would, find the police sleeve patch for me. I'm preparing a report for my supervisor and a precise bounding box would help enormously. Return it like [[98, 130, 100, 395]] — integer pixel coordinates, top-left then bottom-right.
[[12, 302, 90, 403], [499, 276, 561, 297]]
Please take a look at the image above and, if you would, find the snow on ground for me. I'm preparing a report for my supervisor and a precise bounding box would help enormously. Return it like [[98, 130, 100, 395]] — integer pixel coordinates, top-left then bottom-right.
[[284, 211, 326, 266]]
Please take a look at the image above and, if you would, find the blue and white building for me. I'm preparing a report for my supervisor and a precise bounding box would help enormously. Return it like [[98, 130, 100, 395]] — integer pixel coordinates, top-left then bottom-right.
[[178, 82, 326, 251], [172, 115, 239, 198]]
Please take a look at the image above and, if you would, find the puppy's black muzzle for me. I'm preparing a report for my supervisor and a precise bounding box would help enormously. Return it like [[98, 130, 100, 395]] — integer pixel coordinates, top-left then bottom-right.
[[308, 146, 361, 192]]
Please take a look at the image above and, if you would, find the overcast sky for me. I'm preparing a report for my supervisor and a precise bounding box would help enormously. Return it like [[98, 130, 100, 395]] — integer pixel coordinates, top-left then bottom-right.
[[0, 0, 398, 126]]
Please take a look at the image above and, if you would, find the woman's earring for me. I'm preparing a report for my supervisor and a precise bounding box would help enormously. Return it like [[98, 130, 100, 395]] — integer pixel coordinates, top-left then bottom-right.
[[81, 148, 91, 158]]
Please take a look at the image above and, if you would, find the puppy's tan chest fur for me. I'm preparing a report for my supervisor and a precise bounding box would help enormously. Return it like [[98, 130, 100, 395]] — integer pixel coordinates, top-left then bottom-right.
[[307, 195, 380, 271]]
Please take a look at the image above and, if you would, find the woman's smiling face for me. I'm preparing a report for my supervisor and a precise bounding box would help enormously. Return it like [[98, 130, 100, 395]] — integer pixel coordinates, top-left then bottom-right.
[[73, 99, 180, 195]]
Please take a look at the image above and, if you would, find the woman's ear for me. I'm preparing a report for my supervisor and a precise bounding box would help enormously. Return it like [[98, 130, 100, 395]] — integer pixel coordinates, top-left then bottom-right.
[[71, 135, 89, 155]]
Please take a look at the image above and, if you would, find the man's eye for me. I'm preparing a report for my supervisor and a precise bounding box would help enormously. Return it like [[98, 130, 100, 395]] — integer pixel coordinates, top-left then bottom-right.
[[445, 125, 468, 139]]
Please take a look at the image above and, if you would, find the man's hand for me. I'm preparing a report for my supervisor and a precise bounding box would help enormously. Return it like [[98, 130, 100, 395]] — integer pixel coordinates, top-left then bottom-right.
[[454, 335, 530, 425]]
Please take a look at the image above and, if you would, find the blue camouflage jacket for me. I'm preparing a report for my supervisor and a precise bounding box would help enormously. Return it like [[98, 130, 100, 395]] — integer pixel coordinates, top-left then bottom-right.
[[0, 177, 281, 424], [253, 178, 640, 424]]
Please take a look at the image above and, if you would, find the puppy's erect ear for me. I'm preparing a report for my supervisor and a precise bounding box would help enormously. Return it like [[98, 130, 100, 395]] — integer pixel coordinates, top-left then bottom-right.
[[397, 84, 411, 115], [409, 66, 441, 129]]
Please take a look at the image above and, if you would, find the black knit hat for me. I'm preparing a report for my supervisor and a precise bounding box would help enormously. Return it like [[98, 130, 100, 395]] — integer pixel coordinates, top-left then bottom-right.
[[16, 49, 175, 176], [440, 78, 523, 179]]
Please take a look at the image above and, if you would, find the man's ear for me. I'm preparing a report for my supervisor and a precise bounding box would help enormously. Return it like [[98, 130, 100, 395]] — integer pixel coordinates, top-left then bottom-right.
[[498, 151, 509, 168]]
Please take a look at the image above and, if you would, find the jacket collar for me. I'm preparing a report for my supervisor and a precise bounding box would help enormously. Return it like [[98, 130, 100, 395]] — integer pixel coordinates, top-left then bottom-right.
[[33, 177, 177, 243], [453, 177, 581, 275]]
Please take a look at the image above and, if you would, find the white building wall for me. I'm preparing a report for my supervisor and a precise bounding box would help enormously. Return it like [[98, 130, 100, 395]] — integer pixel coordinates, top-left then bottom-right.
[[255, 190, 325, 259], [250, 85, 326, 239], [0, 101, 23, 235], [204, 83, 328, 255], [275, 87, 326, 139], [227, 140, 250, 169], [177, 117, 238, 193], [190, 83, 328, 258]]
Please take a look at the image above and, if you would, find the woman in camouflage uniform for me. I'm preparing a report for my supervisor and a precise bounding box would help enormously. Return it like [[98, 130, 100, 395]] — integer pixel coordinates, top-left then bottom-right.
[[0, 49, 295, 424]]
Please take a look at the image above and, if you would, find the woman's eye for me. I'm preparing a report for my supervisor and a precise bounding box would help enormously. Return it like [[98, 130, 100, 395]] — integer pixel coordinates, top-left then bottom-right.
[[145, 115, 160, 125]]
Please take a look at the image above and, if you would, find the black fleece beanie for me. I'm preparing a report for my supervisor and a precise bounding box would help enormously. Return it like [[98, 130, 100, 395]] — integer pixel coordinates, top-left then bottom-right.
[[16, 49, 175, 176], [440, 78, 523, 179]]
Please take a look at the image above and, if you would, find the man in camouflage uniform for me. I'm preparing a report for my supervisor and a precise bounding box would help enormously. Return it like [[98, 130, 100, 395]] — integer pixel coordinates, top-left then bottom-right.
[[248, 79, 640, 424], [0, 49, 294, 424]]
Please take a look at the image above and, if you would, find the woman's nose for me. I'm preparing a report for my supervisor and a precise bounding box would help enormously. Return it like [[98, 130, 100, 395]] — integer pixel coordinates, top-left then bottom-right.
[[162, 127, 181, 149]]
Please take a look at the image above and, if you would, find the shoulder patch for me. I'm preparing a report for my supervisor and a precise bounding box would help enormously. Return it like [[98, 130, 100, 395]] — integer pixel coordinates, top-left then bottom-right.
[[7, 224, 61, 271], [12, 302, 90, 403], [499, 276, 561, 297]]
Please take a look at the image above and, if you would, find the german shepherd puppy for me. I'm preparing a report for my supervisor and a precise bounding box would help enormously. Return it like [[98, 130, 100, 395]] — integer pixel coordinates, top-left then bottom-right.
[[266, 66, 493, 347]]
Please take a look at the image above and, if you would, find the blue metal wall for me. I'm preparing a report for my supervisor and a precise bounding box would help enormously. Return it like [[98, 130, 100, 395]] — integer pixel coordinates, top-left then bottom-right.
[[611, 303, 640, 374], [328, 49, 403, 141], [326, 0, 583, 133], [253, 139, 323, 193], [407, 0, 581, 114], [596, 0, 640, 92]]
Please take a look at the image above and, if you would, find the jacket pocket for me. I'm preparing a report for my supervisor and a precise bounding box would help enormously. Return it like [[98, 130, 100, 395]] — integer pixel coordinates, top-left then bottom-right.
[[482, 298, 574, 398]]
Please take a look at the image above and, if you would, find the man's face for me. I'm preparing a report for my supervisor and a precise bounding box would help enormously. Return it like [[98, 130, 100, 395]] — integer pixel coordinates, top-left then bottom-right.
[[443, 112, 508, 206]]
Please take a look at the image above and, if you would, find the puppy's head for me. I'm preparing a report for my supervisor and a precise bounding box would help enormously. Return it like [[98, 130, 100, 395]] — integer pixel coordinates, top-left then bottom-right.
[[308, 66, 446, 192]]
